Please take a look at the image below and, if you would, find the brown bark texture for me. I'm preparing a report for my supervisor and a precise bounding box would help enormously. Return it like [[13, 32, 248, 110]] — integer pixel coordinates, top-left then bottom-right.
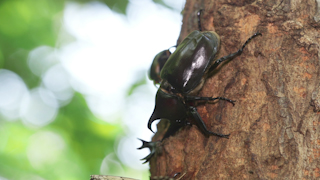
[[149, 0, 320, 179]]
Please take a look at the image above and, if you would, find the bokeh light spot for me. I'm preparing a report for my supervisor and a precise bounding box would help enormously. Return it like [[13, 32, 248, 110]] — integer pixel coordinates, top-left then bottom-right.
[[42, 64, 74, 105], [117, 136, 149, 170], [20, 88, 58, 127], [100, 153, 124, 176], [0, 69, 28, 120], [28, 46, 58, 77], [27, 131, 65, 170]]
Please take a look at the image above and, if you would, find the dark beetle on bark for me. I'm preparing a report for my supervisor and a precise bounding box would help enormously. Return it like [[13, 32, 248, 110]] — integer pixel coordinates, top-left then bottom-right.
[[139, 10, 261, 163]]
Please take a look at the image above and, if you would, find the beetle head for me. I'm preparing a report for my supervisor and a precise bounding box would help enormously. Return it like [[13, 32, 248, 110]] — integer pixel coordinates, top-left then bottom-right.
[[148, 89, 187, 133]]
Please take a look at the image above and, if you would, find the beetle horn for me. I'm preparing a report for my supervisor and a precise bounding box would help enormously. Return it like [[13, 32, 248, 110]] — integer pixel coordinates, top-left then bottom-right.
[[148, 89, 188, 133], [148, 109, 160, 133], [148, 89, 164, 133]]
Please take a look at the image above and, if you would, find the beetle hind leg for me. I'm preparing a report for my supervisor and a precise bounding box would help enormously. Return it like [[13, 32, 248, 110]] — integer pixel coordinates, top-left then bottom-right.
[[188, 106, 230, 138], [210, 32, 262, 70]]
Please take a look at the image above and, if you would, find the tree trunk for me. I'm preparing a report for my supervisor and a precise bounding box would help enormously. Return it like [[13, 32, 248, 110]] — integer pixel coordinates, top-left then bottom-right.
[[150, 0, 320, 179]]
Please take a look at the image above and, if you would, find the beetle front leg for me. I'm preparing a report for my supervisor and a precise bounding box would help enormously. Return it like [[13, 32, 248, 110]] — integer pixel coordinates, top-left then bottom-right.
[[137, 139, 158, 163], [188, 106, 230, 138], [185, 96, 235, 105], [209, 32, 262, 71]]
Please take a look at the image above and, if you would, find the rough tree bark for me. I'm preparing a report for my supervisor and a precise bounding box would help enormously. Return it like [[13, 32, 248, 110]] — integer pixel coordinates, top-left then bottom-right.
[[150, 0, 320, 179]]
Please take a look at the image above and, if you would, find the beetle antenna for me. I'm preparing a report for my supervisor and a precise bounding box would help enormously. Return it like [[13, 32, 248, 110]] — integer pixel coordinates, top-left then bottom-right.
[[197, 9, 204, 31]]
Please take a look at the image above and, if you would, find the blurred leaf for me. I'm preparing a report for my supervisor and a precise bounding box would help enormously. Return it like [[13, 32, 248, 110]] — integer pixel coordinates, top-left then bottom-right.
[[152, 0, 175, 11], [0, 49, 4, 69], [101, 0, 129, 14], [0, 93, 124, 180], [126, 72, 147, 96], [0, 0, 160, 179], [54, 93, 124, 174], [0, 0, 64, 53], [70, 0, 129, 14], [4, 49, 40, 89], [0, 0, 64, 88], [0, 121, 40, 179]]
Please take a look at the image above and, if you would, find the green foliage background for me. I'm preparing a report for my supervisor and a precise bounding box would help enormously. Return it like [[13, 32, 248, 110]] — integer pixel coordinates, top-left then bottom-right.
[[0, 0, 175, 179]]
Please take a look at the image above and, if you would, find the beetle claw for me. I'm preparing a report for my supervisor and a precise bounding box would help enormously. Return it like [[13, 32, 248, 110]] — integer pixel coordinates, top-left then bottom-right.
[[229, 100, 236, 106], [137, 139, 158, 163]]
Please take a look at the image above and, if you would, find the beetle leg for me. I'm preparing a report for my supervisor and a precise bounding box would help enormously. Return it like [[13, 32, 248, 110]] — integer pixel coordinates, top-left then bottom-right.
[[185, 96, 235, 105], [211, 32, 262, 68], [188, 106, 230, 138], [197, 9, 204, 31], [137, 139, 158, 163]]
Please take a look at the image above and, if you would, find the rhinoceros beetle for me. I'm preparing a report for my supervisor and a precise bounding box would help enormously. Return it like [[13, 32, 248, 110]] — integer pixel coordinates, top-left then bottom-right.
[[146, 10, 205, 140], [148, 10, 262, 140], [139, 10, 261, 164]]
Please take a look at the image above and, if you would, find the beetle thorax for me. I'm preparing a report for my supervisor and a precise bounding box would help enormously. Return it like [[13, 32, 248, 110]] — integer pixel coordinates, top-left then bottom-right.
[[160, 80, 185, 99]]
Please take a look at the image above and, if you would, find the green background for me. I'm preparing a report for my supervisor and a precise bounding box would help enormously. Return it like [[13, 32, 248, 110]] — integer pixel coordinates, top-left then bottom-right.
[[0, 0, 177, 179]]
